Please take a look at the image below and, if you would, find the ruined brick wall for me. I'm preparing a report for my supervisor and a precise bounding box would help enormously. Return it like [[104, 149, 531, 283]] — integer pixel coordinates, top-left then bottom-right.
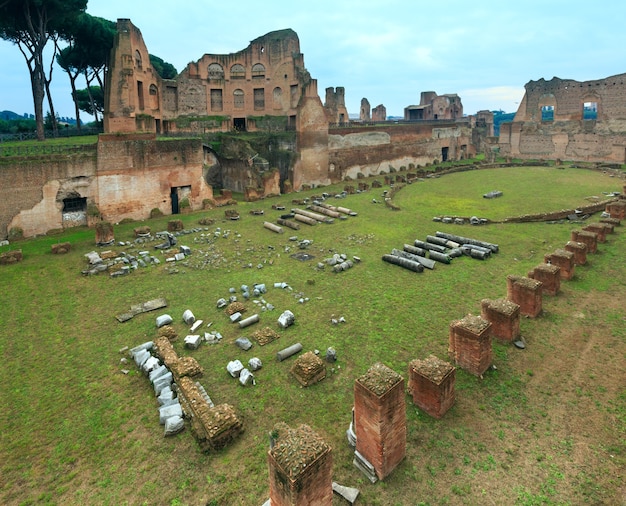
[[96, 136, 213, 222], [500, 73, 626, 163], [0, 151, 98, 238], [328, 121, 474, 181], [104, 19, 162, 133], [372, 104, 387, 121], [324, 87, 350, 124]]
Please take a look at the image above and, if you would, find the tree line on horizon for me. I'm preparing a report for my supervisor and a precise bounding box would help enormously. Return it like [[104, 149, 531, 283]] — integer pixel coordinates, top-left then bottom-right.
[[0, 1, 177, 141]]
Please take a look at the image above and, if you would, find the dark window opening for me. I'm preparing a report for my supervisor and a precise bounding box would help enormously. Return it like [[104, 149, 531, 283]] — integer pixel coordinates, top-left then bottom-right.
[[170, 187, 179, 214], [541, 105, 554, 122], [233, 118, 246, 131], [137, 80, 145, 110], [441, 147, 449, 162], [63, 196, 87, 213], [583, 101, 597, 120]]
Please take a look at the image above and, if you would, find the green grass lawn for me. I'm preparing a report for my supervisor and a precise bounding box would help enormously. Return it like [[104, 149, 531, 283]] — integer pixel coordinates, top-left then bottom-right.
[[0, 164, 624, 505]]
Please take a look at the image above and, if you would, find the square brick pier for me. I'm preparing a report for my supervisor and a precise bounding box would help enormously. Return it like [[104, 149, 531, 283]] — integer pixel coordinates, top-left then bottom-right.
[[480, 298, 521, 343], [268, 423, 333, 505], [354, 363, 406, 481], [448, 314, 492, 377], [507, 275, 543, 317], [529, 263, 561, 295], [408, 355, 455, 418], [564, 241, 587, 266], [606, 200, 626, 220], [544, 249, 575, 280], [571, 230, 598, 254], [582, 223, 608, 243]]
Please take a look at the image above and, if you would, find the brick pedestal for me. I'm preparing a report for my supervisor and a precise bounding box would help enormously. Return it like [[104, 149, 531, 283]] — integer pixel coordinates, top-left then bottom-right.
[[564, 241, 587, 265], [571, 230, 598, 254], [528, 263, 561, 295], [582, 223, 607, 242], [408, 355, 455, 418], [354, 363, 406, 481], [606, 200, 626, 219], [480, 298, 521, 343], [544, 249, 575, 280], [268, 423, 332, 506], [448, 315, 492, 377], [507, 275, 542, 317]]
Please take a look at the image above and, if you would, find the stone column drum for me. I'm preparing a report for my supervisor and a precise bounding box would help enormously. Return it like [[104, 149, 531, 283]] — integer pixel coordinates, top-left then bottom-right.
[[507, 275, 543, 317], [354, 363, 406, 482], [528, 263, 561, 295], [480, 298, 521, 343], [408, 355, 456, 418], [268, 423, 333, 506], [448, 314, 492, 377]]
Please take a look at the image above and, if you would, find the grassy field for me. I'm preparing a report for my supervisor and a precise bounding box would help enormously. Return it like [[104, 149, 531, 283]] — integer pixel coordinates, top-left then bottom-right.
[[0, 165, 624, 505]]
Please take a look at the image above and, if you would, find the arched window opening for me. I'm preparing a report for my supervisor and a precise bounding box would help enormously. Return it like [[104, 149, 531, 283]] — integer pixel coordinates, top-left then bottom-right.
[[583, 101, 598, 120], [135, 50, 142, 69], [252, 63, 265, 79], [273, 87, 282, 109], [208, 63, 224, 80], [541, 105, 554, 122], [231, 64, 245, 80]]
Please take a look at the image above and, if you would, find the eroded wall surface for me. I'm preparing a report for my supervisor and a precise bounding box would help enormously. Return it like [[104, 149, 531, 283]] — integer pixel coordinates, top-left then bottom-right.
[[499, 73, 626, 162]]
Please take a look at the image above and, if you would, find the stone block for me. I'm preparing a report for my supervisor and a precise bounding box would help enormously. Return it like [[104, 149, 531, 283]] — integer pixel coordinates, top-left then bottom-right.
[[51, 242, 71, 254], [0, 249, 23, 264]]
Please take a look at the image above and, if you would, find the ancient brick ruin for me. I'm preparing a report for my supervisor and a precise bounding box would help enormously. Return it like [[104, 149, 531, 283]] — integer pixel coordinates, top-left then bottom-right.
[[353, 363, 406, 481], [571, 230, 598, 254], [506, 275, 543, 317], [408, 355, 456, 419], [564, 241, 588, 265], [528, 263, 561, 295], [448, 314, 493, 377], [267, 423, 333, 506], [404, 91, 463, 121], [480, 298, 521, 343], [499, 73, 626, 163]]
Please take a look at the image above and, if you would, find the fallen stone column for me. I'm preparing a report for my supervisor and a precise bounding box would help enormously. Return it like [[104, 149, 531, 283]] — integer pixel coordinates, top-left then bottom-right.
[[336, 206, 356, 216], [293, 214, 317, 226], [239, 313, 260, 328], [435, 231, 499, 253], [276, 218, 300, 230], [263, 221, 284, 234], [414, 239, 447, 254], [403, 243, 425, 256], [425, 235, 449, 247], [276, 342, 303, 362], [460, 245, 489, 260], [391, 248, 435, 269], [427, 250, 452, 264], [309, 204, 341, 218], [293, 208, 330, 223], [382, 254, 424, 272]]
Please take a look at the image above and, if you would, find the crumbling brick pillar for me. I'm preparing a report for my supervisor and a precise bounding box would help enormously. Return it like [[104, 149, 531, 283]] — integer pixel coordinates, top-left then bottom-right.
[[448, 314, 492, 377], [544, 249, 575, 280], [605, 200, 626, 219], [528, 263, 561, 294], [408, 355, 455, 418], [571, 230, 598, 254], [507, 275, 542, 317], [167, 219, 184, 232], [480, 298, 521, 343], [95, 221, 114, 246], [354, 363, 406, 482], [564, 241, 587, 266], [582, 223, 607, 243], [268, 423, 332, 506]]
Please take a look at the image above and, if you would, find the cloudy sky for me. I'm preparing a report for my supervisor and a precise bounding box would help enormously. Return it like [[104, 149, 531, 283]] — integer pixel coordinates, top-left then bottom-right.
[[2, 0, 626, 120]]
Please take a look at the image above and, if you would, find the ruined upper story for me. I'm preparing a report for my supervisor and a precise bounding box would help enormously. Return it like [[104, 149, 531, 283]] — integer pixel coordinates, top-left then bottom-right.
[[404, 91, 463, 121], [513, 73, 626, 123], [104, 20, 319, 134]]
